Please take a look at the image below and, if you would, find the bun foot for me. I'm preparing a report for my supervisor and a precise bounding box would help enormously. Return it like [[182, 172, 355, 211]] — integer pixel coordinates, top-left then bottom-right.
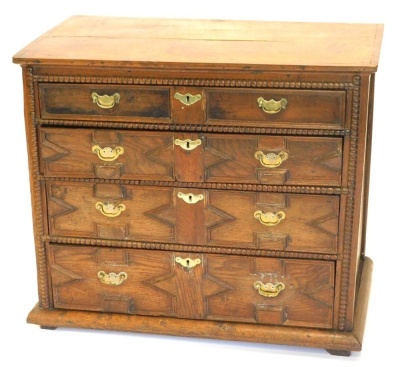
[[40, 325, 57, 330], [326, 349, 351, 356]]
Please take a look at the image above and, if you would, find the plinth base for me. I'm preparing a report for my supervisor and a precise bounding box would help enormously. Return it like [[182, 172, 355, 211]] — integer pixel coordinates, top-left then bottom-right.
[[28, 257, 373, 356]]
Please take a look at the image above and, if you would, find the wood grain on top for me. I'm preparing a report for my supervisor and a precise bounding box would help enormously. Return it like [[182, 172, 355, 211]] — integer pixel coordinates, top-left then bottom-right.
[[13, 16, 383, 71]]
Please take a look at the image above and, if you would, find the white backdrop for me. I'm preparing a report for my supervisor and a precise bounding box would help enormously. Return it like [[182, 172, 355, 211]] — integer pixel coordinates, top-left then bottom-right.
[[1, 1, 398, 366]]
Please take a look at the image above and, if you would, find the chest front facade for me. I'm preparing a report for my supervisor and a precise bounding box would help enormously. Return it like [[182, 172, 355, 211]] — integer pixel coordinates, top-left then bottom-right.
[[14, 17, 382, 356]]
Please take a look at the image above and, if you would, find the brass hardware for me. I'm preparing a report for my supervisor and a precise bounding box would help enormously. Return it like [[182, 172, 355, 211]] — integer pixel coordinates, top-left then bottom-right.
[[254, 210, 285, 226], [92, 145, 124, 161], [175, 257, 201, 269], [254, 151, 288, 168], [95, 202, 126, 217], [98, 271, 128, 285], [254, 280, 285, 297], [174, 92, 202, 106], [91, 92, 120, 109], [177, 192, 204, 204], [257, 97, 287, 114], [174, 138, 202, 151]]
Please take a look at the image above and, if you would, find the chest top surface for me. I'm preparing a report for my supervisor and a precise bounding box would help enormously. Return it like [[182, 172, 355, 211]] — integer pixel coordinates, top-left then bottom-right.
[[13, 16, 383, 72]]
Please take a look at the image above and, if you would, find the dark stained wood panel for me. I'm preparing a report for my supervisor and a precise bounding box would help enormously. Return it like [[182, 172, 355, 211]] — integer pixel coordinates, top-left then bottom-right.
[[39, 83, 171, 122], [207, 89, 346, 129]]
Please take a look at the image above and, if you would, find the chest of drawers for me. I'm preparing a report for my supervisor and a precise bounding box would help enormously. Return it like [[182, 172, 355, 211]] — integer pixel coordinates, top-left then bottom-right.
[[13, 16, 383, 356]]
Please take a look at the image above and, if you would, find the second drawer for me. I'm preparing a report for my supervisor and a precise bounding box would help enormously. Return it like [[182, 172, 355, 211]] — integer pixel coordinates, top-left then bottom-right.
[[46, 183, 339, 254], [39, 128, 343, 186]]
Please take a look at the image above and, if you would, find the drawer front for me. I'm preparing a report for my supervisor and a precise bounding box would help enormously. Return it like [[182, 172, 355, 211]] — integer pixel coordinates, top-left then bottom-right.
[[39, 84, 171, 121], [205, 190, 339, 254], [203, 134, 342, 186], [49, 245, 335, 329], [46, 183, 339, 254], [40, 128, 342, 186], [207, 88, 346, 129], [39, 128, 177, 181], [46, 183, 175, 243]]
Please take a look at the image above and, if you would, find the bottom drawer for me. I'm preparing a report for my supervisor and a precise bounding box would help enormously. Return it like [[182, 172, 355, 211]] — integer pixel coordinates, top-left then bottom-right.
[[48, 245, 335, 329]]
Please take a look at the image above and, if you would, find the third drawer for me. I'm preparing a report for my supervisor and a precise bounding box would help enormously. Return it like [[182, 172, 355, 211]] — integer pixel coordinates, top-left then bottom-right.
[[46, 182, 339, 254]]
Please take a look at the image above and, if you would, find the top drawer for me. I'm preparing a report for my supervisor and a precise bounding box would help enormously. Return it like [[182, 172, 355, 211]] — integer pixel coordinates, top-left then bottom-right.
[[206, 89, 346, 129], [38, 84, 171, 122], [37, 83, 346, 130]]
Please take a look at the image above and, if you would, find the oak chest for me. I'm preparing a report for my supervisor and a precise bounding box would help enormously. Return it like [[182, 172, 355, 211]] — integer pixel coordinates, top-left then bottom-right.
[[13, 16, 383, 356]]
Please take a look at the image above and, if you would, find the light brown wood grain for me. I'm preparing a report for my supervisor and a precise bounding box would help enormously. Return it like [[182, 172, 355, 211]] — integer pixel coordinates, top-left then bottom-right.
[[13, 16, 383, 71]]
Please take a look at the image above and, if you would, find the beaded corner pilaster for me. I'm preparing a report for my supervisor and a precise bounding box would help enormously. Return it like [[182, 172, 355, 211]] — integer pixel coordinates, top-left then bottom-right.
[[26, 67, 50, 309], [337, 75, 361, 331]]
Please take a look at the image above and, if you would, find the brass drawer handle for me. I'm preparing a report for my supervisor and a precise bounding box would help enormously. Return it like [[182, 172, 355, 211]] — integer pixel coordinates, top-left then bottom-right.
[[91, 92, 120, 109], [254, 210, 285, 226], [174, 138, 202, 151], [174, 92, 202, 106], [92, 145, 124, 161], [257, 97, 287, 114], [255, 151, 288, 168], [175, 257, 201, 269], [254, 281, 285, 297], [95, 202, 126, 217], [177, 192, 204, 204], [98, 271, 127, 285]]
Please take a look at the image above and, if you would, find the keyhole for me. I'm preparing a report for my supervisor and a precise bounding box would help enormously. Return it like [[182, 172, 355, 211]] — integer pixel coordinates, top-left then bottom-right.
[[186, 259, 190, 266], [188, 195, 192, 202], [186, 141, 190, 149], [186, 95, 190, 104]]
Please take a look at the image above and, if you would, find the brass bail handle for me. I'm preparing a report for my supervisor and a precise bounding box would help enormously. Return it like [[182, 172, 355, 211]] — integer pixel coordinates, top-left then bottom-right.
[[254, 210, 285, 226], [254, 280, 285, 297], [91, 92, 120, 109], [95, 202, 126, 217], [92, 145, 124, 161], [257, 97, 287, 114], [255, 151, 288, 168], [98, 271, 128, 285]]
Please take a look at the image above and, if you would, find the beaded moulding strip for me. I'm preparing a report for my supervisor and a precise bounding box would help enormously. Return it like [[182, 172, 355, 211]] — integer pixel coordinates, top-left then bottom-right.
[[36, 118, 349, 136], [44, 235, 340, 261], [33, 74, 355, 91], [41, 176, 348, 195]]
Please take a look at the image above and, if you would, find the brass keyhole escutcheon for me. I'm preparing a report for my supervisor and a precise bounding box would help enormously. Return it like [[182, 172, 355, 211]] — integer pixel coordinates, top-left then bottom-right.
[[174, 138, 202, 151], [174, 92, 202, 106], [175, 257, 201, 269], [177, 192, 204, 204]]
